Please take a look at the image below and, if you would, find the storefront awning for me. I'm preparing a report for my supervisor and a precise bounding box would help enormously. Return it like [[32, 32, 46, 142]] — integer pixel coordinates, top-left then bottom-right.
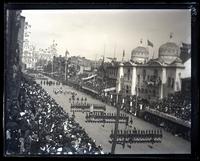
[[103, 87, 116, 92]]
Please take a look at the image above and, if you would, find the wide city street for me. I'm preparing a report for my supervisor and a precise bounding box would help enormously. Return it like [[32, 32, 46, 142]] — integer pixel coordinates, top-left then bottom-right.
[[36, 76, 191, 154]]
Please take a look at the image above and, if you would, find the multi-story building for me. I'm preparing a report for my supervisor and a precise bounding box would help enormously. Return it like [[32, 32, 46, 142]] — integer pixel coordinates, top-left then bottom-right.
[[5, 10, 23, 100], [22, 39, 58, 70], [22, 45, 37, 69], [116, 41, 185, 101], [18, 16, 25, 70], [70, 56, 93, 74]]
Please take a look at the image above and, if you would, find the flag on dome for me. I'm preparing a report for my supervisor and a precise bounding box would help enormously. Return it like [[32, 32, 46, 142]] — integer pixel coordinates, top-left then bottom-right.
[[140, 38, 143, 44], [147, 40, 154, 47], [170, 32, 173, 39]]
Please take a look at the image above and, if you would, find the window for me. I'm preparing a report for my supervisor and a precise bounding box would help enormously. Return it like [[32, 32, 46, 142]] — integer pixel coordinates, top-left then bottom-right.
[[127, 68, 130, 80], [137, 74, 140, 83], [154, 69, 158, 75], [168, 77, 171, 87], [147, 75, 150, 81], [171, 78, 174, 88], [153, 90, 156, 96], [143, 69, 146, 80]]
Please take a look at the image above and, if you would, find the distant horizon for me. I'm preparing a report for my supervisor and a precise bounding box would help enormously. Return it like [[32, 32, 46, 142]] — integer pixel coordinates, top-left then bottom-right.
[[21, 9, 191, 61]]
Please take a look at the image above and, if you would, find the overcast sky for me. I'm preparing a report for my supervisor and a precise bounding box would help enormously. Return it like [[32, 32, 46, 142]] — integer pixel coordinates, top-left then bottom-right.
[[21, 9, 191, 61]]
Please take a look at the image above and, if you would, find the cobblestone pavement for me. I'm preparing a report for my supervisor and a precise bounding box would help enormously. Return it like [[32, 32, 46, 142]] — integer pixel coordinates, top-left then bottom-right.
[[36, 76, 191, 154]]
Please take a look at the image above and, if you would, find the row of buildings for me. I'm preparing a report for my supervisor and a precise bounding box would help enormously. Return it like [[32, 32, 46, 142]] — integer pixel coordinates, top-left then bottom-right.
[[44, 55, 102, 80]]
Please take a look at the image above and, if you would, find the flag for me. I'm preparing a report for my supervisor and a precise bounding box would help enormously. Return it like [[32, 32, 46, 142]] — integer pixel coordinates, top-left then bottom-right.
[[170, 32, 173, 39], [140, 38, 143, 44], [123, 50, 125, 57], [147, 40, 154, 47]]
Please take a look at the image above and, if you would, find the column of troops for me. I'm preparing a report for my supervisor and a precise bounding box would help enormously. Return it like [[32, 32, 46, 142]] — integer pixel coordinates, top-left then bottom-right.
[[85, 112, 129, 125], [70, 103, 106, 113], [109, 129, 163, 144], [40, 80, 61, 86]]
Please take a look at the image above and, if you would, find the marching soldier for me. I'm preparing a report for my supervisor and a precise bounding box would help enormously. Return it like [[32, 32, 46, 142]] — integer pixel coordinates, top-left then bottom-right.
[[102, 118, 106, 127]]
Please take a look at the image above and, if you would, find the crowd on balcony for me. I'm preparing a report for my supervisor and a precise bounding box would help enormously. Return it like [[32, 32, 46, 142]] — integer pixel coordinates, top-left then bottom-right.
[[5, 76, 104, 155], [101, 91, 191, 123], [149, 92, 191, 122]]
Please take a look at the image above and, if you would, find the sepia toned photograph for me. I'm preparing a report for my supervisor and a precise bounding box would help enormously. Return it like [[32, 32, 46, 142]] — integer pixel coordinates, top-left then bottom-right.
[[4, 6, 194, 156]]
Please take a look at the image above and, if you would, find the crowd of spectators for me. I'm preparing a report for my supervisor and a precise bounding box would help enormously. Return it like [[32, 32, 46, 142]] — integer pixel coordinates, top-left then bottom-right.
[[5, 75, 104, 155], [66, 75, 191, 123], [149, 92, 191, 122], [67, 73, 111, 93], [101, 91, 191, 123]]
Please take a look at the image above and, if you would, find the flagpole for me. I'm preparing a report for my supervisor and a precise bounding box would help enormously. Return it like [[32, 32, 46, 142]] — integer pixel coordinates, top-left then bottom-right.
[[114, 43, 116, 60], [65, 59, 67, 81], [104, 44, 106, 58], [147, 39, 154, 59]]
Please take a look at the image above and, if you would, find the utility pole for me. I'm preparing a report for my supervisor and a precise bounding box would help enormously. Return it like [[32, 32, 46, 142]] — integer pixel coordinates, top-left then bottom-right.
[[52, 57, 54, 77], [135, 80, 138, 116], [94, 53, 97, 69], [65, 50, 69, 82], [65, 60, 67, 81], [111, 97, 121, 154]]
